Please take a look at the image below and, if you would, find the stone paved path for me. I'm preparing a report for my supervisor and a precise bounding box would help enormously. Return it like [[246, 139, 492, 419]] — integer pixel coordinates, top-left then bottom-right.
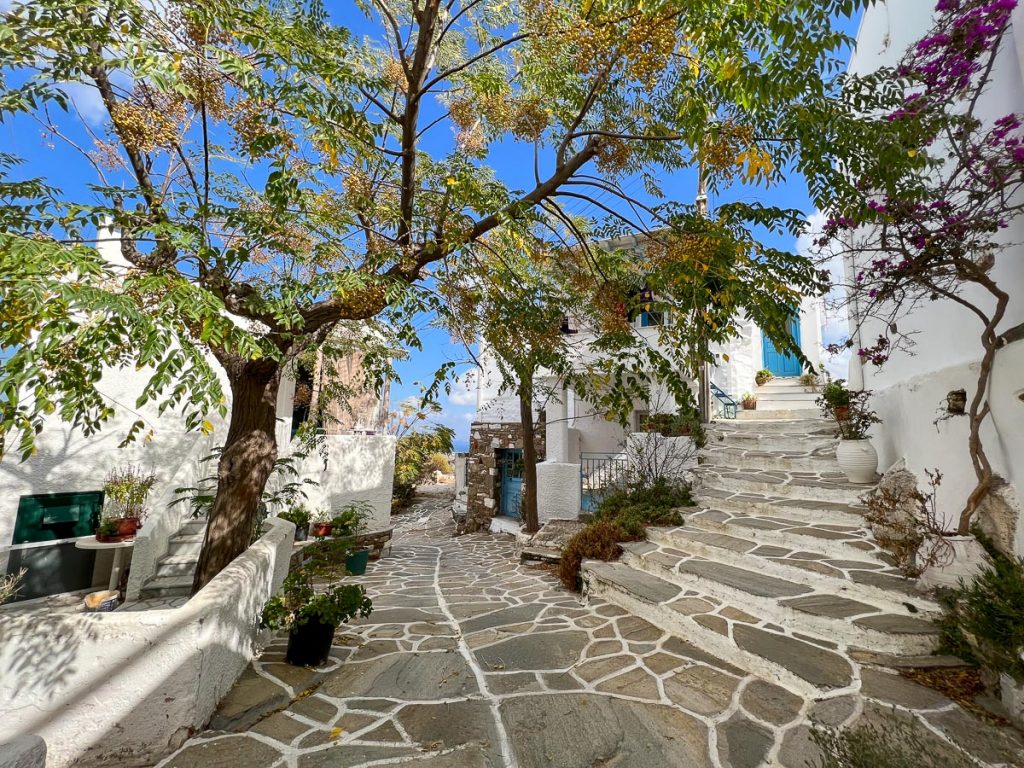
[[155, 492, 1024, 768]]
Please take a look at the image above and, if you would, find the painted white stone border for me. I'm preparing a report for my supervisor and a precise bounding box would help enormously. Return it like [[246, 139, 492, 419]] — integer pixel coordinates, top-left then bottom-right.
[[0, 517, 294, 768]]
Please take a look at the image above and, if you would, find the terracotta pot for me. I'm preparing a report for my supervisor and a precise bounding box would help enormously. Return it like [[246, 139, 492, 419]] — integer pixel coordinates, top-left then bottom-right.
[[311, 522, 333, 538], [95, 532, 123, 543], [115, 517, 140, 538], [834, 405, 851, 421], [743, 401, 757, 411], [836, 438, 877, 483]]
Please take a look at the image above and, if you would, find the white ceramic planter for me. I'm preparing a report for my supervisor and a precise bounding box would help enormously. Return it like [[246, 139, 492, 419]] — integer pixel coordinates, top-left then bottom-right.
[[917, 534, 989, 589], [836, 438, 878, 483]]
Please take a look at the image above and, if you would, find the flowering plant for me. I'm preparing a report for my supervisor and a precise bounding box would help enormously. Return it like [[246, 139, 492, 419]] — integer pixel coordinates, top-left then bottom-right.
[[818, 0, 1022, 533]]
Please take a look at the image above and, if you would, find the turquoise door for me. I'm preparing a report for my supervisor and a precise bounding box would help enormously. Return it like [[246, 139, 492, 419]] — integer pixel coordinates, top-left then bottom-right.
[[762, 313, 802, 377], [498, 449, 523, 519]]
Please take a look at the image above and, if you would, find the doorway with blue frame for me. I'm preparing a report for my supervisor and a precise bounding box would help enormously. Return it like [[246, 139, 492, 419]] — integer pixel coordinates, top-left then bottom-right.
[[761, 312, 803, 377], [496, 448, 523, 520]]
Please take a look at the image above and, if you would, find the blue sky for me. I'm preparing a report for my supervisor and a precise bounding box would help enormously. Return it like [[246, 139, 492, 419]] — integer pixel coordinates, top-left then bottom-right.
[[2, 2, 862, 451]]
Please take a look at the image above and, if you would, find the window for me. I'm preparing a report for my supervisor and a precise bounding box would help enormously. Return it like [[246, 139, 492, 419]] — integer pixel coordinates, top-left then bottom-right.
[[639, 310, 663, 328], [13, 491, 103, 545]]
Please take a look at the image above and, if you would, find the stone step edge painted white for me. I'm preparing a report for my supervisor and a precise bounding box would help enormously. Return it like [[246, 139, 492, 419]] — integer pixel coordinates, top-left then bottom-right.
[[683, 507, 880, 562], [582, 563, 850, 698], [693, 469, 870, 505], [645, 528, 940, 618], [618, 549, 938, 657], [688, 490, 867, 528], [736, 408, 822, 419], [699, 449, 840, 474]]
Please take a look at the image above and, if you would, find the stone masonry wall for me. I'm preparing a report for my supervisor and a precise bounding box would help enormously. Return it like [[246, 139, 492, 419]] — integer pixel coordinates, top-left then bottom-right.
[[464, 418, 546, 533]]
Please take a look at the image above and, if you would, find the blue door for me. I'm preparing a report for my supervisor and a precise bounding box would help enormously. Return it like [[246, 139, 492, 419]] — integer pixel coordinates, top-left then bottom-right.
[[762, 313, 802, 377], [498, 449, 523, 519]]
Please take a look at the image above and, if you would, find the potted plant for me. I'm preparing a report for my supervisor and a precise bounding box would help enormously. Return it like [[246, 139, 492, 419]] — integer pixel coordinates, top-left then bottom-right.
[[102, 465, 156, 539], [819, 385, 881, 483], [280, 505, 312, 541], [261, 570, 372, 667], [754, 369, 773, 387], [820, 378, 852, 422], [741, 393, 757, 410], [331, 502, 372, 575], [95, 517, 121, 543], [799, 371, 819, 391], [310, 509, 333, 538]]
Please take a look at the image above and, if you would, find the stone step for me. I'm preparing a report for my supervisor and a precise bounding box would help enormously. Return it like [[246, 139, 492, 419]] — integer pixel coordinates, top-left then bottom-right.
[[645, 527, 939, 617], [754, 391, 819, 402], [166, 535, 204, 558], [583, 561, 857, 697], [180, 518, 207, 535], [154, 554, 200, 579], [736, 408, 822, 419], [618, 543, 938, 656], [695, 466, 872, 505], [685, 504, 883, 561], [139, 574, 192, 599], [700, 444, 839, 473], [755, 379, 818, 392], [706, 432, 837, 455], [691, 486, 868, 527], [520, 546, 561, 564]]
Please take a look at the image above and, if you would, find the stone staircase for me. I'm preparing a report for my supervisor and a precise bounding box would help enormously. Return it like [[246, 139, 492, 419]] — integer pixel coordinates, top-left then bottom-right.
[[738, 376, 820, 420], [582, 416, 944, 697], [138, 517, 206, 599]]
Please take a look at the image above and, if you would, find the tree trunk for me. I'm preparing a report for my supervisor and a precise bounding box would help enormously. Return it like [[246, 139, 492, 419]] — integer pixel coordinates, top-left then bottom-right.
[[958, 291, 1009, 534], [192, 360, 282, 594], [520, 388, 540, 534]]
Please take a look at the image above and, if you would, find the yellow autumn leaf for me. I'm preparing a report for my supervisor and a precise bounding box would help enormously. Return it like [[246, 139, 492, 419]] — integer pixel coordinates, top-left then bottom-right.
[[908, 148, 918, 157], [201, 420, 214, 435], [722, 353, 730, 362], [329, 727, 344, 740], [720, 59, 738, 80]]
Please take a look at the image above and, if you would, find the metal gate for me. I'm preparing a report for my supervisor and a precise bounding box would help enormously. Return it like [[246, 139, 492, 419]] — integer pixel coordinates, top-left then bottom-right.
[[580, 453, 629, 514]]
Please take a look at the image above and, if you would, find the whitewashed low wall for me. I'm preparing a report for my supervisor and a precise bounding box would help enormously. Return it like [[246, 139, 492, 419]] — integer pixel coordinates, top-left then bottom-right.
[[0, 517, 293, 768], [286, 434, 396, 531], [537, 462, 582, 521]]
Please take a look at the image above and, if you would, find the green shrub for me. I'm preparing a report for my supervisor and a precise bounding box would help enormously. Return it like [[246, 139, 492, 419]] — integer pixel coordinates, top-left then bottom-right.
[[559, 520, 638, 590], [393, 426, 455, 509], [937, 536, 1024, 679], [279, 505, 311, 528], [810, 717, 973, 768], [559, 480, 690, 590]]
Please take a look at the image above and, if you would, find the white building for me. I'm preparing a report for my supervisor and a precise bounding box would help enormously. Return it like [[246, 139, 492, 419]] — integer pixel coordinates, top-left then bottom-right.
[[845, 0, 1024, 555], [0, 226, 396, 604], [462, 233, 826, 531]]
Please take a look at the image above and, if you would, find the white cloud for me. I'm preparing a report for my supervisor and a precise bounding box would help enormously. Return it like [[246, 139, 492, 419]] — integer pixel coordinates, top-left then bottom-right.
[[446, 372, 477, 407]]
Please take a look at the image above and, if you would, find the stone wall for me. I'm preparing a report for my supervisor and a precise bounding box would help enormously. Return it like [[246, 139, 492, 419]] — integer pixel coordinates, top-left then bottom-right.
[[464, 419, 545, 532]]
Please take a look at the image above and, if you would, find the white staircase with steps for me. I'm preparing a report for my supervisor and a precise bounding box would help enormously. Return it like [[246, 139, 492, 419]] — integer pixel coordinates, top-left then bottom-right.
[[737, 376, 820, 420], [138, 517, 206, 598], [582, 416, 945, 697]]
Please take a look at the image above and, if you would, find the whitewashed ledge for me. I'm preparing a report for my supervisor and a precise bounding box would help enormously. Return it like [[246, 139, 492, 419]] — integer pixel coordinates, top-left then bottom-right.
[[0, 517, 294, 768]]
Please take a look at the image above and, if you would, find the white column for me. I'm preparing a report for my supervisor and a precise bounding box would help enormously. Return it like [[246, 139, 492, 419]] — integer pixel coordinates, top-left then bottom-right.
[[545, 389, 569, 463]]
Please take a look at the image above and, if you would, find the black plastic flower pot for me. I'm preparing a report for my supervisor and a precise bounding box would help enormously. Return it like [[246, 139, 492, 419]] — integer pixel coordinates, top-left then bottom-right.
[[294, 523, 309, 542], [285, 618, 335, 667], [345, 548, 371, 576]]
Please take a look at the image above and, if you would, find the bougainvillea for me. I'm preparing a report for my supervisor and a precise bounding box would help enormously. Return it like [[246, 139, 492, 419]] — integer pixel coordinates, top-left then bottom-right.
[[820, 0, 1022, 533]]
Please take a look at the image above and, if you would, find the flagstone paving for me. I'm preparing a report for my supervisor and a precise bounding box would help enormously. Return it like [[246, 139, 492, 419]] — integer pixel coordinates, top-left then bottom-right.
[[155, 494, 1024, 768]]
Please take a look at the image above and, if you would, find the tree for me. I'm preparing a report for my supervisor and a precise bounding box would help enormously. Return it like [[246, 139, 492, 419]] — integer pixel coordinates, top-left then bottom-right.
[[817, 0, 1023, 534], [1, 0, 874, 590]]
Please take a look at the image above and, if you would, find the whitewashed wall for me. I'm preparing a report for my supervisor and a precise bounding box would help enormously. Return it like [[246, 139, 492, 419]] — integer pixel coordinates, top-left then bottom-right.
[[847, 0, 1024, 544], [285, 434, 396, 531], [0, 517, 293, 768]]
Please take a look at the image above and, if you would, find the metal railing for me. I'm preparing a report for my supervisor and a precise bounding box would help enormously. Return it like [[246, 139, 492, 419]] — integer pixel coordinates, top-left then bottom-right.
[[710, 383, 737, 420], [580, 452, 629, 513]]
